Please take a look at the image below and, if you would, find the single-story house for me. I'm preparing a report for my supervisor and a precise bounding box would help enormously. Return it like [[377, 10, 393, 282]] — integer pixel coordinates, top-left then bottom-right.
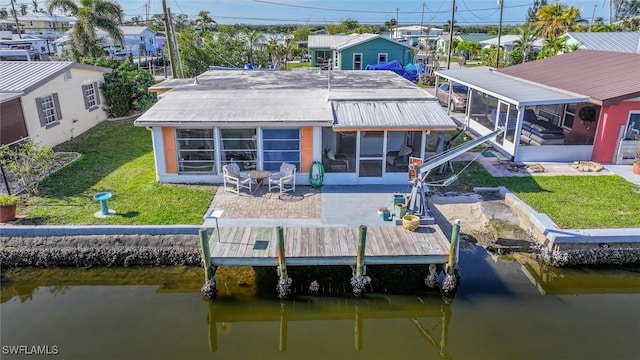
[[0, 61, 111, 147], [390, 25, 443, 47], [57, 26, 158, 57], [134, 70, 457, 185], [308, 34, 415, 70], [435, 50, 640, 164], [478, 34, 544, 51], [561, 31, 640, 53]]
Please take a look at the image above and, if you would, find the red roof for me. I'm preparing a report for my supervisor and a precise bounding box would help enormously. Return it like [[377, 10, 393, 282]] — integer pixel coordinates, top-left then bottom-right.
[[498, 50, 640, 105]]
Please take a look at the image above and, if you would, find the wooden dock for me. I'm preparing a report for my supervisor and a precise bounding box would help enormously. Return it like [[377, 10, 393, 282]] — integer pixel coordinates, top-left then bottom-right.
[[206, 225, 451, 267]]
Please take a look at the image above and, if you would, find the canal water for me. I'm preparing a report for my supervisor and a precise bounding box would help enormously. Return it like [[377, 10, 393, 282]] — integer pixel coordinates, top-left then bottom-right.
[[2, 247, 639, 360]]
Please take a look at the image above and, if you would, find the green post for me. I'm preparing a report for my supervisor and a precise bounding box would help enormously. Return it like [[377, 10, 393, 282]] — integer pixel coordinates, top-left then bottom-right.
[[207, 302, 217, 352], [277, 226, 287, 280], [354, 304, 363, 351], [199, 228, 213, 281], [356, 225, 367, 277], [446, 219, 461, 275]]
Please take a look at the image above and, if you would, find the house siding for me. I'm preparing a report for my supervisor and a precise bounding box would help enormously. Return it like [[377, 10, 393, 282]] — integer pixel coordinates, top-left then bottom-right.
[[593, 100, 640, 163], [21, 68, 108, 148], [338, 38, 413, 70]]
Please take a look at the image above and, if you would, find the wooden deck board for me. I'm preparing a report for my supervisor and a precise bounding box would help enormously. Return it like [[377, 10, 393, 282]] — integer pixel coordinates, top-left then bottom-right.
[[208, 225, 450, 266]]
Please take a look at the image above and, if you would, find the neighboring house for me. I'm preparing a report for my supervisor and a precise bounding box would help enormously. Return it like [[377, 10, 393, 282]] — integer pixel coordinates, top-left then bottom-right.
[[561, 31, 640, 53], [0, 61, 111, 147], [1, 34, 51, 56], [99, 26, 158, 56], [134, 70, 456, 185], [479, 35, 544, 51], [58, 26, 158, 57], [0, 19, 14, 40], [390, 25, 443, 47], [17, 12, 76, 41], [308, 34, 415, 70], [435, 50, 640, 164]]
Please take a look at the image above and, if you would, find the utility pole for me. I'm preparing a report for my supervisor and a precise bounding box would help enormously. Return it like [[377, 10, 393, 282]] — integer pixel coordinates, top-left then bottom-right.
[[447, 0, 456, 69], [167, 8, 183, 78], [495, 0, 504, 68], [395, 8, 399, 41], [419, 2, 425, 49], [590, 4, 597, 31], [161, 0, 178, 78], [10, 0, 21, 39]]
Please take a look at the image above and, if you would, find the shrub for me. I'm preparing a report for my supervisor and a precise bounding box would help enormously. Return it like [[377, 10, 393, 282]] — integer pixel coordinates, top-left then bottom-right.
[[0, 139, 54, 196], [0, 193, 20, 206]]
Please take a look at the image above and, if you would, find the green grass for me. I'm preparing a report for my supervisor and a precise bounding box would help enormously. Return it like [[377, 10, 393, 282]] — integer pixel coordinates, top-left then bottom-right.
[[286, 62, 311, 71], [22, 120, 214, 225], [427, 161, 640, 229]]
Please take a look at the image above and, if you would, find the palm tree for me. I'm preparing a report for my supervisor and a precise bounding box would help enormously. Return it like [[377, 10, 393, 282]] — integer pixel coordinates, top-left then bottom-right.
[[0, 8, 9, 19], [32, 0, 41, 12], [194, 10, 216, 34], [536, 3, 585, 38], [537, 35, 568, 59], [511, 24, 540, 63], [242, 29, 265, 64], [19, 3, 28, 15], [48, 0, 124, 61]]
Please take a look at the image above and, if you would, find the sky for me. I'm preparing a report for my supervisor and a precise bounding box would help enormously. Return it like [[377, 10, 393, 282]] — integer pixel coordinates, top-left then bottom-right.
[[116, 0, 613, 27]]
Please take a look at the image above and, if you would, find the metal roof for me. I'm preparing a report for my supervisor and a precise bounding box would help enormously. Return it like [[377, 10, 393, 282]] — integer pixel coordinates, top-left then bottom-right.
[[136, 70, 447, 129], [308, 34, 360, 48], [0, 92, 23, 103], [332, 100, 456, 130], [565, 32, 640, 53], [334, 34, 415, 51], [0, 61, 111, 94], [435, 66, 589, 106], [498, 50, 640, 105]]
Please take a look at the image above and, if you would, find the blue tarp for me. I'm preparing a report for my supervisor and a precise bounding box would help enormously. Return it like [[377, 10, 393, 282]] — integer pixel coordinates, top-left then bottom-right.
[[364, 60, 418, 82]]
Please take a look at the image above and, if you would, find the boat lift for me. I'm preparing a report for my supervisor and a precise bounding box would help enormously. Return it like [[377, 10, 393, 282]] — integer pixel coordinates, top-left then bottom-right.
[[406, 128, 504, 223]]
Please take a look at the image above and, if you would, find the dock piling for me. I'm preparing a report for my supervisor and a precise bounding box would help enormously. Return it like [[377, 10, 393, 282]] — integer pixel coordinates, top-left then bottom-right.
[[350, 225, 371, 297], [276, 226, 292, 299], [442, 220, 461, 296], [199, 228, 218, 299]]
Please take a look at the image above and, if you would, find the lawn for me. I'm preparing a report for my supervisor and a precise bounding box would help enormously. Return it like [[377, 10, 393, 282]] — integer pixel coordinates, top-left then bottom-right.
[[286, 62, 311, 71], [427, 161, 640, 229], [21, 120, 214, 225], [18, 121, 640, 229]]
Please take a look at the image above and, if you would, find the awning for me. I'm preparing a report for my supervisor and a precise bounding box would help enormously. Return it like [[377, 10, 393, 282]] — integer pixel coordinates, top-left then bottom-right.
[[331, 100, 457, 131], [435, 66, 590, 106]]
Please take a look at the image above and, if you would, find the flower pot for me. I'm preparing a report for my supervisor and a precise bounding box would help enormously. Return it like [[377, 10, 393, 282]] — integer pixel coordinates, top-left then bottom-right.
[[633, 162, 640, 175], [0, 204, 17, 222], [402, 214, 420, 231], [381, 211, 391, 221], [395, 203, 407, 218]]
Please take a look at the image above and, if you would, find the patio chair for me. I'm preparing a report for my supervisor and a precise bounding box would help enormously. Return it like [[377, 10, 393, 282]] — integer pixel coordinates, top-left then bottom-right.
[[386, 144, 413, 169], [268, 162, 297, 195], [222, 163, 252, 195]]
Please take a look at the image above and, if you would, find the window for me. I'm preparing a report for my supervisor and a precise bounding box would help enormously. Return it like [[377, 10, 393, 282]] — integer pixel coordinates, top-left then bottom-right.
[[220, 129, 257, 171], [378, 53, 388, 63], [36, 94, 62, 128], [82, 82, 100, 111], [353, 53, 362, 70], [176, 129, 215, 173], [262, 129, 300, 171], [537, 104, 562, 126], [562, 103, 576, 129]]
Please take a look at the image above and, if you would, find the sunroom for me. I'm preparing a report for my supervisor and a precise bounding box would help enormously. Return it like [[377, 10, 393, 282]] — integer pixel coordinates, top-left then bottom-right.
[[435, 67, 591, 163]]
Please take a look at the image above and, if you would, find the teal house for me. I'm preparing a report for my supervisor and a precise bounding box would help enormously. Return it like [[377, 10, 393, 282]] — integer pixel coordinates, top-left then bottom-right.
[[308, 34, 415, 70]]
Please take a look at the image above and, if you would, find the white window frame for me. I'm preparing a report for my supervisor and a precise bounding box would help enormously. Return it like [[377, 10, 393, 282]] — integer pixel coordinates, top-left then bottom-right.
[[562, 103, 577, 130], [378, 53, 388, 63], [353, 53, 363, 70], [42, 95, 58, 125], [85, 83, 97, 108]]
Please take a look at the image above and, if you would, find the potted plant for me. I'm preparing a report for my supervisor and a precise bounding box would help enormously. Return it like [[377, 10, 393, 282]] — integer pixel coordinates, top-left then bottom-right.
[[0, 193, 20, 222], [632, 147, 640, 175], [378, 206, 391, 221]]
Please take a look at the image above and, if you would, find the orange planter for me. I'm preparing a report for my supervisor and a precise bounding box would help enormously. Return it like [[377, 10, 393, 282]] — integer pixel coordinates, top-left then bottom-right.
[[0, 204, 17, 222], [632, 162, 640, 175]]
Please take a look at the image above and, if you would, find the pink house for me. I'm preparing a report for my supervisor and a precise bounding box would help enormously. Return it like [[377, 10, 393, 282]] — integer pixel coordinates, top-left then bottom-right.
[[436, 50, 640, 164]]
